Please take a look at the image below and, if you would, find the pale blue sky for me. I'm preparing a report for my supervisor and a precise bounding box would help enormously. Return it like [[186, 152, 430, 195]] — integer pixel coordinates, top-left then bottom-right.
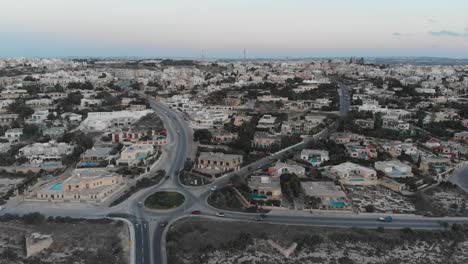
[[1, 0, 467, 58]]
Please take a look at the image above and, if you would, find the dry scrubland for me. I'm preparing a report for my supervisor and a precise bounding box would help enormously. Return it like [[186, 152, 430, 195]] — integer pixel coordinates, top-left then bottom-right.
[[167, 218, 468, 264], [0, 214, 128, 264]]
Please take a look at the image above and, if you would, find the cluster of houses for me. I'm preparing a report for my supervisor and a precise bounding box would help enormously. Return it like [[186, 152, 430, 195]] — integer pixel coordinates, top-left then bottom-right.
[[1, 57, 467, 209], [31, 109, 166, 203]]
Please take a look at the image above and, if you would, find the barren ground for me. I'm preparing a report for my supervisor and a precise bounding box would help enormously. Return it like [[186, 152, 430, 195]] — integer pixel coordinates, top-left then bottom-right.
[[0, 216, 129, 264], [167, 218, 468, 264]]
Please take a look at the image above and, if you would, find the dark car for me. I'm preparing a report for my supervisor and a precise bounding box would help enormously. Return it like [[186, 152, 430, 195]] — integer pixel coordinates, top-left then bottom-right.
[[159, 220, 168, 227], [191, 210, 202, 215], [252, 216, 263, 221]]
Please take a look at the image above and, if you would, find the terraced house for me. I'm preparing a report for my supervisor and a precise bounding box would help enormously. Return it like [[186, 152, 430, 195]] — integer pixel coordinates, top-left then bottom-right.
[[197, 152, 243, 173]]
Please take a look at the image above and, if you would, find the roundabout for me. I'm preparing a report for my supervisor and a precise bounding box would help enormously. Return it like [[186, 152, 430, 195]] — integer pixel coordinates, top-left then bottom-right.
[[144, 191, 185, 210]]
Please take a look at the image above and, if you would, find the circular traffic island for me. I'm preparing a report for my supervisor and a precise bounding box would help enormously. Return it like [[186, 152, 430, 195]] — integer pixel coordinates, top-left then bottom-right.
[[144, 191, 185, 210]]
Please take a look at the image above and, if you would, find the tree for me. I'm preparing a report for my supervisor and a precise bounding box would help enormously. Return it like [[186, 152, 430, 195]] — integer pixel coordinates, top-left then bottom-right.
[[65, 91, 83, 105], [22, 124, 41, 140], [16, 156, 28, 164], [374, 113, 383, 129], [23, 75, 36, 82], [22, 212, 46, 225], [193, 129, 212, 144], [130, 81, 141, 90], [7, 101, 34, 119], [364, 204, 375, 213]]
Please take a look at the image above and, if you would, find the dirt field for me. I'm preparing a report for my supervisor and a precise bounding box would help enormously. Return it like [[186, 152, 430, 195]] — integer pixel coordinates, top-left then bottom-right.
[[416, 183, 468, 217], [166, 218, 468, 264], [0, 215, 129, 264]]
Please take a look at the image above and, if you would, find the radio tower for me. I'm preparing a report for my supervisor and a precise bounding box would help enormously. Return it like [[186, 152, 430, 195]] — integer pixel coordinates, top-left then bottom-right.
[[243, 48, 246, 60]]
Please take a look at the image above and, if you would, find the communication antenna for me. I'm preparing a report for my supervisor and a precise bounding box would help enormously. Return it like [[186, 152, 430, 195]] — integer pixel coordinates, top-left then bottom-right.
[[243, 48, 246, 60]]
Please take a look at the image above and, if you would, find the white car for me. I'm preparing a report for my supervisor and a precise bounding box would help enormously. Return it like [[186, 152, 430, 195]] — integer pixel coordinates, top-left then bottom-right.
[[211, 185, 217, 191], [216, 212, 225, 217], [0, 206, 3, 211]]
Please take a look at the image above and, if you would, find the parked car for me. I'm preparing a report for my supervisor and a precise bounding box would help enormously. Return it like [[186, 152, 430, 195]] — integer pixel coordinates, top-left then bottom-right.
[[216, 212, 225, 217], [210, 185, 217, 191], [191, 210, 202, 215], [377, 216, 393, 222], [137, 202, 143, 207]]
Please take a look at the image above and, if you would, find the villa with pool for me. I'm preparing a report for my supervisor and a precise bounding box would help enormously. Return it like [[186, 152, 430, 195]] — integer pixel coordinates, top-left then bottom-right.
[[34, 168, 124, 203], [329, 162, 377, 185]]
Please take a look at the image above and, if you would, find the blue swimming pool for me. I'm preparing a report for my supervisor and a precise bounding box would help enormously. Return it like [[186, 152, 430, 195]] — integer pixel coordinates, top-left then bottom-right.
[[350, 178, 365, 182], [330, 201, 346, 207], [50, 183, 64, 191]]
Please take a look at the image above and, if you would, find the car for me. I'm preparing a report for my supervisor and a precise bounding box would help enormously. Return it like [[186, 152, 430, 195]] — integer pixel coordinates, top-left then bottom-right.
[[165, 175, 170, 180], [378, 216, 393, 222], [159, 220, 168, 227], [176, 130, 180, 134], [135, 223, 139, 228], [143, 222, 148, 229], [257, 165, 262, 169], [216, 212, 225, 217], [0, 206, 3, 211], [252, 216, 263, 222], [210, 185, 217, 191], [191, 210, 202, 215], [137, 202, 143, 207]]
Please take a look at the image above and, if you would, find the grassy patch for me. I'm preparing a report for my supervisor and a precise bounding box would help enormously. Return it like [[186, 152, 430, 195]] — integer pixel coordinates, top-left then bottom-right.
[[145, 191, 185, 210]]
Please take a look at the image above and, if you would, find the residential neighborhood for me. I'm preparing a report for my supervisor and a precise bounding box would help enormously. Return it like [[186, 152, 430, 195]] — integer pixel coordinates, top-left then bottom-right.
[[0, 57, 467, 264]]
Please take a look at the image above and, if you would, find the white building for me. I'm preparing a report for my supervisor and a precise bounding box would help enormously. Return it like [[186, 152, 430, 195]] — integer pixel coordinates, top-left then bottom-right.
[[18, 141, 73, 164], [300, 149, 329, 167], [2, 128, 23, 143], [268, 161, 305, 176], [374, 160, 413, 178], [330, 162, 377, 185], [36, 168, 123, 203], [80, 110, 153, 132], [382, 116, 410, 131], [116, 144, 155, 166], [257, 115, 278, 130]]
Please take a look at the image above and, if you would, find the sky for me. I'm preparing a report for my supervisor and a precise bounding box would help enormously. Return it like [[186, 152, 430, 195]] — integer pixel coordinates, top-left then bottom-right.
[[1, 0, 468, 58]]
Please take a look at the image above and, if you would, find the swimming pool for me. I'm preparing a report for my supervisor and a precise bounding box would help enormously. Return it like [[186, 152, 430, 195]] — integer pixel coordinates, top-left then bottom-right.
[[50, 183, 64, 191], [82, 163, 97, 167], [330, 201, 346, 207], [350, 178, 365, 182]]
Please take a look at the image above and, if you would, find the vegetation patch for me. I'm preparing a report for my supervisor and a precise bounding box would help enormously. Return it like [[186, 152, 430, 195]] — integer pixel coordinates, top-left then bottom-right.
[[145, 191, 185, 210]]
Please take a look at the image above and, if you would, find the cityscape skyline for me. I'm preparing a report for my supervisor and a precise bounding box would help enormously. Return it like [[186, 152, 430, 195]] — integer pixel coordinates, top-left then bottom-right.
[[1, 0, 468, 58]]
